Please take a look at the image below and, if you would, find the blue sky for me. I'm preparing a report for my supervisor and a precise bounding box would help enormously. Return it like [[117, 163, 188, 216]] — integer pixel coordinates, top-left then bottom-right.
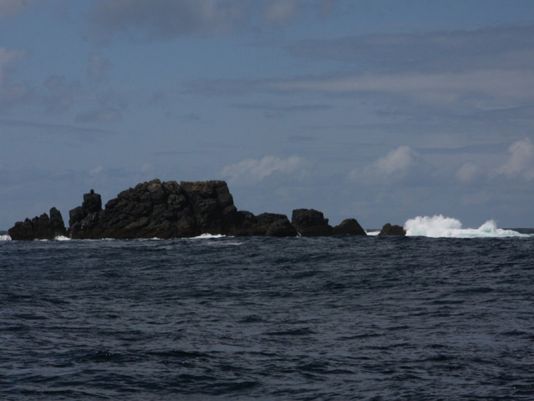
[[1, 0, 534, 229]]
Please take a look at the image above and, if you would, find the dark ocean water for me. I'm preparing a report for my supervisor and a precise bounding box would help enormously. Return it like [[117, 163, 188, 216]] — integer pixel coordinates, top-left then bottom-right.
[[1, 236, 534, 400]]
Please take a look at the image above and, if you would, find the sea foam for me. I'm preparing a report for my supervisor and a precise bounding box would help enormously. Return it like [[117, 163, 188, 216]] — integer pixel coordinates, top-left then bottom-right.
[[54, 235, 71, 241], [0, 234, 12, 241], [404, 215, 528, 238], [191, 233, 227, 239]]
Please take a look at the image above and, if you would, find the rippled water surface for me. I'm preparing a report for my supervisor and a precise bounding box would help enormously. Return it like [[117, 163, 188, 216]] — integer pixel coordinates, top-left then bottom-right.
[[1, 236, 534, 400]]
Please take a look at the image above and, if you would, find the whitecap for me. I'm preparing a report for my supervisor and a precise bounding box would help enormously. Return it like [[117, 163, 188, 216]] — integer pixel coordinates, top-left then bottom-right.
[[404, 215, 529, 238], [191, 233, 227, 239], [366, 231, 380, 236], [54, 235, 71, 241], [0, 234, 11, 241]]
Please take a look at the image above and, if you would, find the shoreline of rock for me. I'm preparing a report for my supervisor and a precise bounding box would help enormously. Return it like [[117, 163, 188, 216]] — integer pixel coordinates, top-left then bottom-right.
[[7, 179, 405, 240]]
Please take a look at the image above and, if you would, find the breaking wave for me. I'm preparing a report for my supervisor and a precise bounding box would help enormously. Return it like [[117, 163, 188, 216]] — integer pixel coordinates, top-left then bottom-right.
[[191, 233, 227, 239], [404, 215, 528, 238], [54, 235, 71, 241], [0, 234, 11, 241]]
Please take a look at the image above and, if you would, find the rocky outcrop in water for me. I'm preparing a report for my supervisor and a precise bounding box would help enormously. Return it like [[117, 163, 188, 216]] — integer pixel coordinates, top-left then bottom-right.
[[8, 179, 369, 240], [256, 213, 298, 237], [378, 223, 406, 237], [66, 180, 301, 239], [291, 209, 333, 236], [333, 218, 367, 236], [8, 207, 67, 240]]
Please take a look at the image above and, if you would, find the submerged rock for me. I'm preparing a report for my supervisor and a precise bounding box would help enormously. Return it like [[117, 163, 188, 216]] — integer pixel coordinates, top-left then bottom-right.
[[332, 218, 367, 236], [291, 209, 333, 236], [8, 208, 67, 240], [378, 223, 406, 237]]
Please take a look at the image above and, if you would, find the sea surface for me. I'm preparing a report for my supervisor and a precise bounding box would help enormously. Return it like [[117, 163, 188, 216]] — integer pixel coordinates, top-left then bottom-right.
[[1, 235, 534, 400]]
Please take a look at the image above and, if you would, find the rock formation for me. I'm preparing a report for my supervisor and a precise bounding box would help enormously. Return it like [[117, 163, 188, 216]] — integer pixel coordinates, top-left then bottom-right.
[[8, 207, 67, 240], [333, 218, 367, 236], [256, 213, 297, 237], [378, 223, 406, 237], [291, 209, 333, 236], [66, 180, 302, 239], [8, 179, 368, 240]]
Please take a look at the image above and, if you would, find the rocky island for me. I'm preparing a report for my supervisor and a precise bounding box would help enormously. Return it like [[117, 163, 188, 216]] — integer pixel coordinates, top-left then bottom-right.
[[8, 179, 404, 240]]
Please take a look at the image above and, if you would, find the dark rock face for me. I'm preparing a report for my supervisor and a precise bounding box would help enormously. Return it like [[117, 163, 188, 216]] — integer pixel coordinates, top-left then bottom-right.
[[9, 179, 367, 240], [49, 207, 67, 237], [102, 179, 197, 239], [257, 213, 297, 237], [68, 179, 276, 239], [83, 190, 101, 213], [227, 211, 261, 236], [332, 218, 367, 236], [378, 223, 406, 237], [8, 208, 67, 240], [70, 180, 195, 239], [180, 181, 237, 235], [291, 209, 333, 236]]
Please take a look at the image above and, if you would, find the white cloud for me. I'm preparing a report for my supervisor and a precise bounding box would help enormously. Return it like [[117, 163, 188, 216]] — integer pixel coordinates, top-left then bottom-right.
[[350, 146, 418, 182], [0, 0, 29, 17], [497, 138, 534, 180], [375, 146, 415, 176], [456, 162, 479, 184], [222, 155, 303, 183]]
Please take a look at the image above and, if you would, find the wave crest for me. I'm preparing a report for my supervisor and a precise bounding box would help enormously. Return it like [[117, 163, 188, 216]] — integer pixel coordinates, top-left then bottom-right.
[[191, 233, 227, 239], [404, 215, 527, 238]]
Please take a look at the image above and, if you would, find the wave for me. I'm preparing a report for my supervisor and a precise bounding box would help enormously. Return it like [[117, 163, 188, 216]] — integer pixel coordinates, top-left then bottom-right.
[[55, 235, 71, 241], [0, 234, 11, 241], [404, 215, 529, 238], [191, 233, 227, 239]]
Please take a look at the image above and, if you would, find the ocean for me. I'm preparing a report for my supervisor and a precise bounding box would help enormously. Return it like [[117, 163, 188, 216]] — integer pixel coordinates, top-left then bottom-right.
[[1, 223, 534, 400]]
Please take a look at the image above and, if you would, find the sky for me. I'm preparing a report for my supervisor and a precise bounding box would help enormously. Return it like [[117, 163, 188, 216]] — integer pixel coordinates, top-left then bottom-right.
[[1, 0, 534, 229]]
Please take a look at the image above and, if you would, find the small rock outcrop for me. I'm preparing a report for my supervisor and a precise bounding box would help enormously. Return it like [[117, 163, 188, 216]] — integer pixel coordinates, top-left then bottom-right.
[[332, 218, 367, 236], [291, 209, 333, 236], [257, 213, 297, 237], [378, 223, 406, 237], [226, 212, 296, 237], [8, 207, 67, 240]]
